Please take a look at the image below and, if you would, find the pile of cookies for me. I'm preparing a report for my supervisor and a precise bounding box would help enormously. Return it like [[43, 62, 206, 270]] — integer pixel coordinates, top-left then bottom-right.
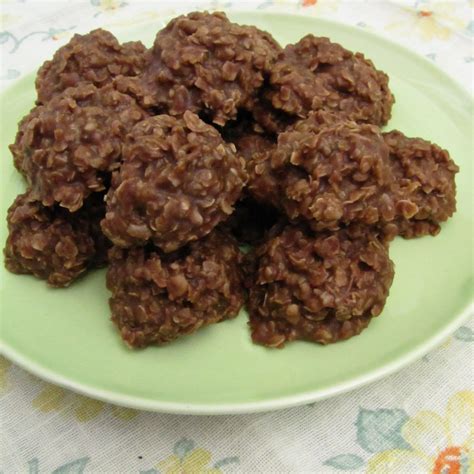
[[4, 12, 458, 348]]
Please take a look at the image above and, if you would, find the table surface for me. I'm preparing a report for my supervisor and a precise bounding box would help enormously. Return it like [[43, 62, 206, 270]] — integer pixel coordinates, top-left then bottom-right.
[[1, 1, 473, 473]]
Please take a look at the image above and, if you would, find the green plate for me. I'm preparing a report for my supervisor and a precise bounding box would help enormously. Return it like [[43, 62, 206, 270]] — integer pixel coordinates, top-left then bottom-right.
[[1, 12, 472, 414]]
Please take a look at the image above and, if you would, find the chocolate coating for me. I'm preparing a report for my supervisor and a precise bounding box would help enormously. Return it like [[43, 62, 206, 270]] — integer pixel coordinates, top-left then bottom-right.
[[248, 111, 395, 230], [222, 122, 282, 245], [249, 97, 295, 135], [107, 230, 246, 347], [101, 112, 247, 252], [233, 130, 281, 206], [247, 117, 459, 240], [3, 191, 106, 287], [248, 225, 394, 347], [116, 11, 281, 125], [232, 129, 275, 163], [267, 35, 394, 126], [10, 83, 147, 212], [36, 29, 147, 104], [382, 130, 459, 239]]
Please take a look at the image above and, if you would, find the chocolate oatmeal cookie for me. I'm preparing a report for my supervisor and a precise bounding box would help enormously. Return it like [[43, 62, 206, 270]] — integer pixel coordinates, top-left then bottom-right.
[[247, 225, 394, 347], [101, 112, 247, 252], [107, 230, 245, 347], [11, 83, 147, 211], [36, 29, 147, 104]]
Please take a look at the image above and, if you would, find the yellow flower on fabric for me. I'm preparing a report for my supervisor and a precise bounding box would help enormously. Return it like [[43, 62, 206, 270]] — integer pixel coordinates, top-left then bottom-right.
[[414, 10, 451, 41], [0, 356, 12, 393], [73, 395, 106, 422], [440, 336, 453, 349], [50, 31, 73, 41], [299, 0, 339, 14], [367, 391, 474, 474], [111, 405, 139, 420], [32, 382, 138, 421], [158, 449, 221, 474], [97, 0, 123, 11], [32, 383, 67, 412], [385, 3, 467, 42], [157, 438, 239, 474], [90, 0, 127, 16], [0, 14, 20, 28]]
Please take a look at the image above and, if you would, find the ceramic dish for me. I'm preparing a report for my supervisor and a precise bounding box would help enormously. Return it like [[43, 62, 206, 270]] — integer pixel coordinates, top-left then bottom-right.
[[1, 12, 472, 414]]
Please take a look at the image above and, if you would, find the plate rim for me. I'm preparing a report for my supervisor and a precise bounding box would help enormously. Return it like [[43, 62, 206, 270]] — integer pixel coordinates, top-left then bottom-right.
[[2, 301, 472, 414], [1, 11, 473, 415]]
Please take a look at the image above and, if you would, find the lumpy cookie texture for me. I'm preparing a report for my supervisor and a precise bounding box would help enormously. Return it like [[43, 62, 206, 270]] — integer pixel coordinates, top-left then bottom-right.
[[248, 111, 396, 229], [232, 129, 275, 163], [101, 112, 247, 252], [221, 127, 281, 245], [10, 83, 147, 212], [246, 112, 459, 240], [36, 29, 147, 104], [107, 230, 246, 347], [278, 112, 395, 230], [382, 131, 459, 239], [248, 225, 394, 347], [3, 191, 106, 287], [266, 35, 394, 126], [116, 11, 281, 125], [249, 97, 295, 135], [233, 130, 282, 206]]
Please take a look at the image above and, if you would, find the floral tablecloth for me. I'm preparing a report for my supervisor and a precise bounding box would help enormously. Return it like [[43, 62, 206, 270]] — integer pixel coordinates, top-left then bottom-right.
[[1, 1, 473, 473]]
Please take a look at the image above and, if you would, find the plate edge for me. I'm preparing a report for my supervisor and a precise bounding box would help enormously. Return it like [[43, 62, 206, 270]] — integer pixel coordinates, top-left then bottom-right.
[[1, 300, 472, 415]]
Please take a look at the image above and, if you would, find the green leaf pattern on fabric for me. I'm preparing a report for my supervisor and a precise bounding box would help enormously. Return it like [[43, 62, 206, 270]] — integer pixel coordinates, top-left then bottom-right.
[[323, 454, 365, 470], [213, 456, 240, 469], [173, 438, 196, 459], [454, 326, 474, 342], [51, 458, 90, 474], [355, 408, 411, 453], [27, 458, 39, 474]]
